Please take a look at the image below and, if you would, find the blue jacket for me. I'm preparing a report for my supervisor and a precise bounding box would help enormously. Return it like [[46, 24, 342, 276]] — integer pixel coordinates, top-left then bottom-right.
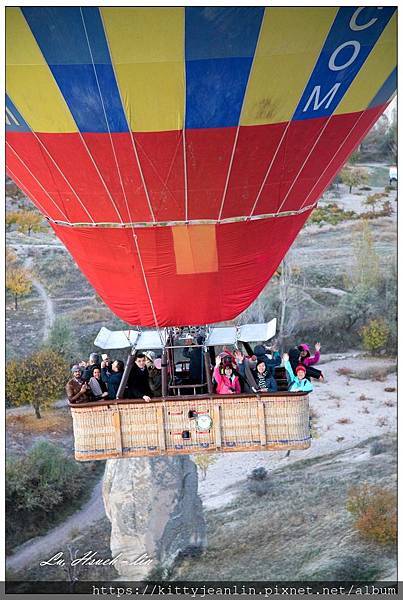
[[284, 360, 313, 393]]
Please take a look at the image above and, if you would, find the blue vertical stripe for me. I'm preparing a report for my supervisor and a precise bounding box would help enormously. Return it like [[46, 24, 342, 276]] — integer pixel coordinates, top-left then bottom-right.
[[368, 67, 397, 109], [185, 7, 264, 129], [22, 7, 128, 133], [6, 95, 30, 132], [293, 7, 396, 121]]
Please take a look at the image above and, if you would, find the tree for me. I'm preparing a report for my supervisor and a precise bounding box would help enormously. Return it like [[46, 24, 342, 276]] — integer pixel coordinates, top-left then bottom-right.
[[46, 316, 79, 360], [6, 348, 69, 418], [348, 151, 360, 165], [6, 266, 32, 309], [15, 210, 44, 236], [361, 319, 390, 354], [340, 167, 369, 193], [349, 221, 380, 290]]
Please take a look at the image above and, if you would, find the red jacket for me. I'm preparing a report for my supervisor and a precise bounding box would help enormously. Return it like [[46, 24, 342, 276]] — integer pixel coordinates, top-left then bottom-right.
[[213, 367, 241, 395]]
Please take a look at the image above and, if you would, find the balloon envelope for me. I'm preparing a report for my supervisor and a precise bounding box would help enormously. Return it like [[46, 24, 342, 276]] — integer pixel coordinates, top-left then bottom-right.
[[6, 7, 396, 326]]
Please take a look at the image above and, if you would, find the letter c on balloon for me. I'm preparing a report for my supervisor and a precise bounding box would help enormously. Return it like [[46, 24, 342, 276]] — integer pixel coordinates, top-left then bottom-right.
[[350, 7, 383, 31]]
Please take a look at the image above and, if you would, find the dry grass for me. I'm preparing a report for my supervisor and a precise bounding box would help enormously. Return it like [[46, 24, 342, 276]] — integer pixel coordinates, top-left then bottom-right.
[[337, 368, 355, 377], [347, 484, 397, 546], [376, 416, 389, 428], [69, 306, 110, 325], [383, 400, 395, 408], [384, 387, 396, 393], [336, 436, 345, 443], [7, 409, 72, 435], [358, 394, 367, 401], [361, 407, 370, 414], [350, 364, 396, 382], [337, 418, 352, 425]]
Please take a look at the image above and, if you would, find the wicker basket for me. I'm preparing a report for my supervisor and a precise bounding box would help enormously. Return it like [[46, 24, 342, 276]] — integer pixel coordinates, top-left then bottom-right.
[[70, 392, 311, 461]]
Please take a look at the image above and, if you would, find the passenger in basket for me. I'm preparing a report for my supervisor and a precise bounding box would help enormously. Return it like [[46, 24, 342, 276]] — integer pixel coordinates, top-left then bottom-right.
[[283, 353, 313, 393], [82, 352, 101, 382], [126, 352, 152, 402], [250, 360, 278, 393], [101, 359, 124, 400], [183, 335, 206, 386], [253, 343, 281, 375], [213, 355, 241, 395], [144, 351, 162, 398], [89, 366, 109, 400], [298, 342, 324, 381], [66, 364, 92, 404], [288, 344, 324, 382]]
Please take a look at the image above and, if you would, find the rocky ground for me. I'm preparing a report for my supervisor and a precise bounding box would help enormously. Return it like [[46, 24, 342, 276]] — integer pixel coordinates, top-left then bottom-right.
[[177, 433, 397, 581]]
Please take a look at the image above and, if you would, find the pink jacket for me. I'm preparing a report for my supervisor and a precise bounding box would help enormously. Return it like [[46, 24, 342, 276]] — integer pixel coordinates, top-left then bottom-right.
[[299, 343, 320, 367], [213, 367, 241, 395]]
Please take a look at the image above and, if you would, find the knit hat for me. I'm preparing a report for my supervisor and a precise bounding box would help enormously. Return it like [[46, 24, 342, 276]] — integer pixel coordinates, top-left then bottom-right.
[[295, 364, 306, 375], [71, 364, 81, 373], [144, 350, 156, 362]]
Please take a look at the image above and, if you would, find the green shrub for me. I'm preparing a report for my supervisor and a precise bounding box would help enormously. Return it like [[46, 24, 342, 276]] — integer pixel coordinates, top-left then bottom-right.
[[6, 441, 87, 550], [193, 454, 218, 481], [361, 319, 390, 354], [347, 484, 396, 546], [308, 203, 358, 227], [45, 316, 79, 360]]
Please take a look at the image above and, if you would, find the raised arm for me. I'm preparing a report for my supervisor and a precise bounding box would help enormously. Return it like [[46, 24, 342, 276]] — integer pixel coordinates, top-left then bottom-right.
[[282, 353, 297, 384], [305, 342, 321, 366]]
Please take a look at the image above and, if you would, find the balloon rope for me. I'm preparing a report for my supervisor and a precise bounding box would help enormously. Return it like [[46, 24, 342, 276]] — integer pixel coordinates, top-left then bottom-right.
[[80, 8, 131, 226], [6, 165, 52, 220], [217, 127, 240, 222], [299, 109, 369, 210], [217, 12, 265, 222], [98, 10, 156, 224], [248, 119, 292, 219], [182, 14, 189, 223], [23, 130, 96, 223], [132, 233, 163, 339], [276, 117, 331, 214], [46, 201, 317, 229], [6, 142, 69, 221]]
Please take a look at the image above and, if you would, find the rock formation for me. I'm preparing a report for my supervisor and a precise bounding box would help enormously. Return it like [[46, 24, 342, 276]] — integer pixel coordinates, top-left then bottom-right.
[[103, 456, 206, 579]]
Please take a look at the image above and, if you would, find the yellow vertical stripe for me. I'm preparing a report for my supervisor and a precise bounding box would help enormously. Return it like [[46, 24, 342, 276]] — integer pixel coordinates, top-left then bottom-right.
[[102, 7, 184, 132], [6, 8, 77, 133], [172, 225, 218, 275], [241, 7, 338, 126], [335, 13, 396, 115]]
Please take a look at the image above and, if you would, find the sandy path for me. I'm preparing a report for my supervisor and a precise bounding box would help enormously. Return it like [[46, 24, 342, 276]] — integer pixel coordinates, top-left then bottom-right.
[[6, 479, 105, 573], [24, 257, 55, 342]]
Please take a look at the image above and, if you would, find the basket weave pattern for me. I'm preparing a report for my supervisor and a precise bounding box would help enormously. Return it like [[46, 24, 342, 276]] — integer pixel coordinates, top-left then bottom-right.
[[70, 394, 311, 461]]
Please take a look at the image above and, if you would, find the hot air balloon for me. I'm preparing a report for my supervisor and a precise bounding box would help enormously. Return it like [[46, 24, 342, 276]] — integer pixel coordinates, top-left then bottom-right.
[[6, 7, 396, 460]]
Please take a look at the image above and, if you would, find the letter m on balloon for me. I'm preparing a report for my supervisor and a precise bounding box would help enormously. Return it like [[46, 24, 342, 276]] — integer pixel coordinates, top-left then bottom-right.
[[302, 83, 341, 113]]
